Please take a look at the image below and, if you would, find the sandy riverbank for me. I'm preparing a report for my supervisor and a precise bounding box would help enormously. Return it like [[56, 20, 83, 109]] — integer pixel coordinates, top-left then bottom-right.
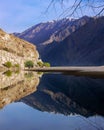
[[25, 66, 104, 78]]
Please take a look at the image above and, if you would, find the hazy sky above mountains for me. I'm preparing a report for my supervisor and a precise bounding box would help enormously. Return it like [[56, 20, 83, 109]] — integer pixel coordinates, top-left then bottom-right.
[[0, 0, 102, 33]]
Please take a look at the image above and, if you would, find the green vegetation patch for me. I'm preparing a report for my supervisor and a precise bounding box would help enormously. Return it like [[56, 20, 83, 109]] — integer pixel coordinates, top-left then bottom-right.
[[24, 72, 34, 79], [37, 61, 50, 67], [4, 70, 12, 77], [37, 61, 43, 67], [24, 60, 34, 68], [3, 61, 12, 68], [14, 63, 20, 68], [43, 62, 50, 67]]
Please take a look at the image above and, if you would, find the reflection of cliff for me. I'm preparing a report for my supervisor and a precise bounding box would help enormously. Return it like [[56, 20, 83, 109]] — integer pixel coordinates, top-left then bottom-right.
[[0, 71, 39, 108], [21, 74, 104, 117]]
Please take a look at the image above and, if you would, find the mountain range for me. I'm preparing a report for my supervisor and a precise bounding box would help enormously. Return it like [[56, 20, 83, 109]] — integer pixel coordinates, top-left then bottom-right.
[[15, 16, 104, 66]]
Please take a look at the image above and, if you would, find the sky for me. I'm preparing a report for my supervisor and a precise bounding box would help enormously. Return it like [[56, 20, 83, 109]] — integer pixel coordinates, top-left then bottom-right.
[[0, 0, 66, 33], [0, 0, 103, 33]]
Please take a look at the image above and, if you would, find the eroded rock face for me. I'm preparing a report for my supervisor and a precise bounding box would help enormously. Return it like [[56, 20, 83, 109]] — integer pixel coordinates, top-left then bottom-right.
[[0, 71, 40, 109], [0, 29, 39, 68]]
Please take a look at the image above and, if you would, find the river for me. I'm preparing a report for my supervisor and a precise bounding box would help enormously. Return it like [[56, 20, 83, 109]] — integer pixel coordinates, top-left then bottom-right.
[[0, 71, 104, 130]]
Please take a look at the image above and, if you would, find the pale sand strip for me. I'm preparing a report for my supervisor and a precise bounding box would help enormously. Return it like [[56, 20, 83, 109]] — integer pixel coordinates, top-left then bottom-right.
[[25, 66, 104, 72], [25, 66, 104, 78]]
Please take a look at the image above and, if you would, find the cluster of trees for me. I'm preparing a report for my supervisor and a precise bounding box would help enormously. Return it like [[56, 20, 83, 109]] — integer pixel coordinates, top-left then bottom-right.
[[24, 60, 34, 68], [25, 60, 50, 68]]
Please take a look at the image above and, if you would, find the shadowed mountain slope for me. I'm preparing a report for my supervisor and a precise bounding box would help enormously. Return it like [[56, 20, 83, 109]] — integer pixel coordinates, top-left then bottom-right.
[[15, 16, 104, 66], [39, 16, 104, 66]]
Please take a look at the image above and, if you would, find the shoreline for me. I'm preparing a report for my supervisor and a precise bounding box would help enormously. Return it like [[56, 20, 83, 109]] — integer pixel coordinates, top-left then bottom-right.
[[24, 66, 104, 78], [24, 66, 104, 72]]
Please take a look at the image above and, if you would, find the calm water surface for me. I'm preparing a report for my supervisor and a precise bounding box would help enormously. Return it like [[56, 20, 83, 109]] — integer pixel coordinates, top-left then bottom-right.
[[0, 71, 104, 130]]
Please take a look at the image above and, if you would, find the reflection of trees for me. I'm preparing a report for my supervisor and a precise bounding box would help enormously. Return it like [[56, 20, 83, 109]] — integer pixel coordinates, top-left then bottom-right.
[[0, 71, 40, 109]]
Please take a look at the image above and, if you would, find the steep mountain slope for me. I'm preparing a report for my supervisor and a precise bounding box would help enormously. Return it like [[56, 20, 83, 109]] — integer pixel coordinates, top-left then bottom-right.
[[15, 16, 104, 66], [15, 16, 91, 45], [0, 29, 39, 68], [40, 16, 104, 66]]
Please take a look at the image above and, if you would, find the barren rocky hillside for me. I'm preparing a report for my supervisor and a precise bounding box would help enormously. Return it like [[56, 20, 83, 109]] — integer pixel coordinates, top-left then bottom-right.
[[0, 29, 39, 68]]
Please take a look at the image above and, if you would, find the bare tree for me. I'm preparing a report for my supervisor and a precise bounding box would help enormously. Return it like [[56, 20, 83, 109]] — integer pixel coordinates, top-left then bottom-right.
[[45, 0, 104, 18]]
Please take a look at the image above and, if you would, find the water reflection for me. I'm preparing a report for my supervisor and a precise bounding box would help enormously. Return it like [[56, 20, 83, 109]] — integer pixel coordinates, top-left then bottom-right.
[[22, 74, 104, 117], [0, 71, 40, 108], [0, 72, 104, 130]]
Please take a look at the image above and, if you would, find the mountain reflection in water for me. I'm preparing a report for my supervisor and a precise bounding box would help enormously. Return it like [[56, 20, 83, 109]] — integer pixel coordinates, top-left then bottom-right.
[[21, 73, 104, 117], [0, 71, 104, 130]]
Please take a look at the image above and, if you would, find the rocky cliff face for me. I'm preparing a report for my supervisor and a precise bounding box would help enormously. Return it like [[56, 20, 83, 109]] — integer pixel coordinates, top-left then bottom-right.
[[0, 29, 39, 68]]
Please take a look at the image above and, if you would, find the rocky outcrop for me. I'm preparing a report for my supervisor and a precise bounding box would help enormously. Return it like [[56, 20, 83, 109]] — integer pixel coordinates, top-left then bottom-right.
[[0, 29, 39, 69]]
